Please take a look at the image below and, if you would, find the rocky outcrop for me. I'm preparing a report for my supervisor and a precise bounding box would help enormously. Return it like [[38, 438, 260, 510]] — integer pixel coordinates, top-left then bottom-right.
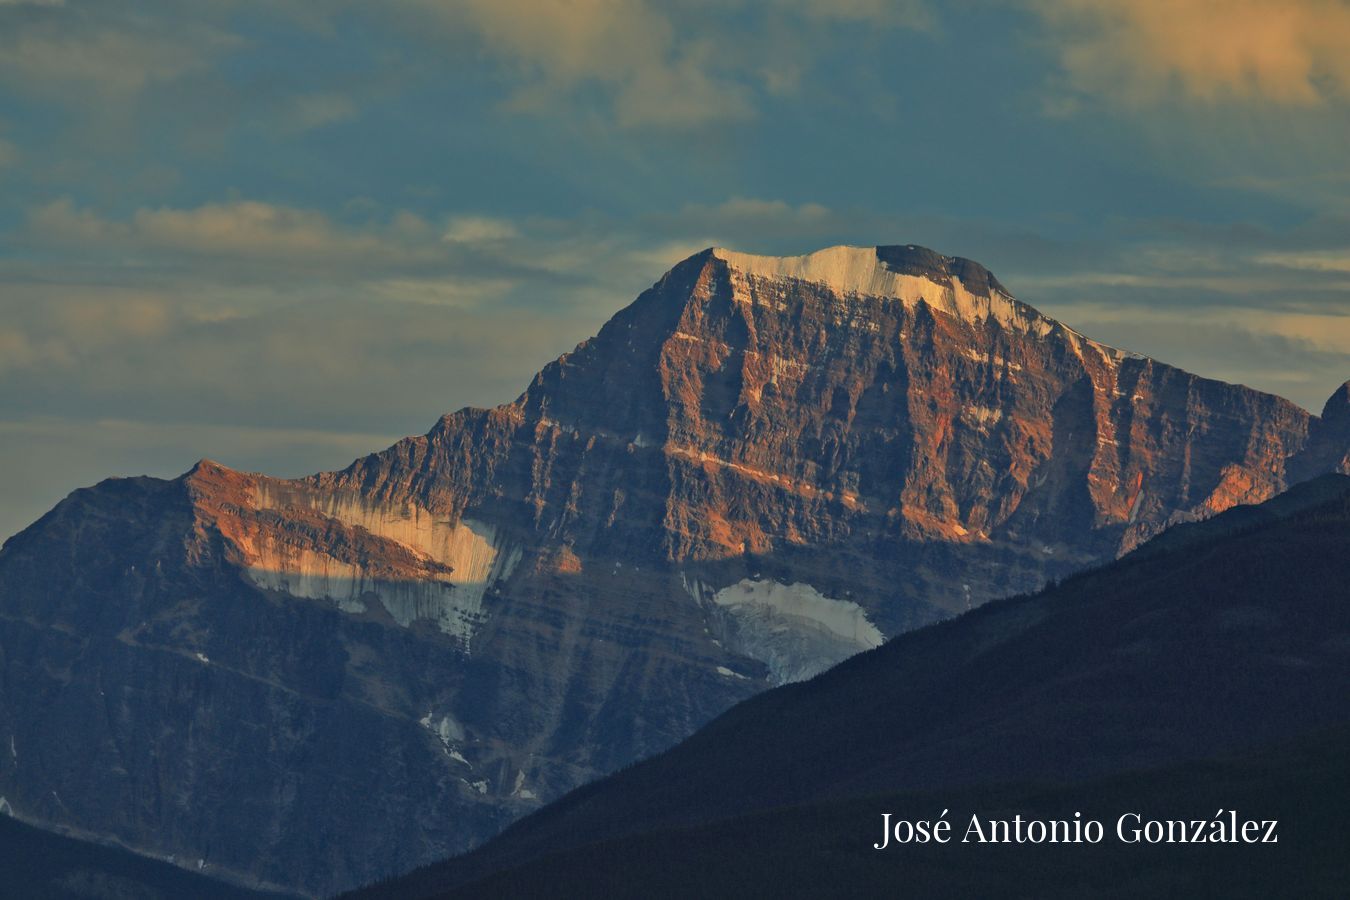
[[0, 244, 1344, 895], [1296, 380, 1350, 478]]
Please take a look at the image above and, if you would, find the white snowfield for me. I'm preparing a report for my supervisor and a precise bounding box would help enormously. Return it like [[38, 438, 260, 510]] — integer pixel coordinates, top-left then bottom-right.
[[713, 245, 1056, 337], [242, 485, 521, 649], [686, 575, 884, 685]]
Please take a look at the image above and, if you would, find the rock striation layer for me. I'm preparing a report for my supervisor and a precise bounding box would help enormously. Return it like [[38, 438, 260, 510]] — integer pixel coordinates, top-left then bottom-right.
[[0, 244, 1345, 895]]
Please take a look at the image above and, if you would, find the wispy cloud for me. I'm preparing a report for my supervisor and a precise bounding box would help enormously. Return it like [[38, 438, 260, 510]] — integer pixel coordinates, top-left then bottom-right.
[[0, 194, 734, 452], [25, 198, 449, 275], [402, 0, 930, 127], [0, 13, 239, 101], [651, 197, 837, 239], [420, 0, 751, 127], [441, 215, 519, 245], [282, 92, 360, 132], [1256, 249, 1350, 273], [785, 0, 933, 26]]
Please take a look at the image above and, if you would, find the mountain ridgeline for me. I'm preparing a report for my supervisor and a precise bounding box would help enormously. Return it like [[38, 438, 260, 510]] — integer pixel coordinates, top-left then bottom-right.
[[1, 245, 1347, 895]]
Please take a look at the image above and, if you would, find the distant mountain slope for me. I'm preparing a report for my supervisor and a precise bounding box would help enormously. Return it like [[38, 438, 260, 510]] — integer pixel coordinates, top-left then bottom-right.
[[2, 244, 1347, 894], [1128, 472, 1350, 560], [354, 475, 1350, 898], [0, 813, 295, 900]]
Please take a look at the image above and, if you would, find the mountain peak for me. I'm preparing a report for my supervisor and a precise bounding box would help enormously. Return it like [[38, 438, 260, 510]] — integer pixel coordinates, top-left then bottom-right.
[[875, 244, 1008, 296], [3, 238, 1343, 897], [711, 243, 1007, 293], [708, 244, 1051, 335], [1322, 380, 1350, 424]]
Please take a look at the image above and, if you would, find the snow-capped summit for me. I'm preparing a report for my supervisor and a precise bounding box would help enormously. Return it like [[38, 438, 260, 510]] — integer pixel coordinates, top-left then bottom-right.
[[711, 244, 1056, 335]]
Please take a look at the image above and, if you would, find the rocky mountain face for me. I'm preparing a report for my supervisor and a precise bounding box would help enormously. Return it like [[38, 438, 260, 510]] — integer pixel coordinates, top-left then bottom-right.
[[1302, 380, 1350, 476], [353, 475, 1350, 900], [0, 245, 1345, 895]]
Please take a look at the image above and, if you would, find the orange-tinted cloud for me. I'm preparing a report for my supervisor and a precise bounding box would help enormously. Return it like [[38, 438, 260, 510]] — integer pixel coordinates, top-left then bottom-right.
[[1034, 0, 1350, 105]]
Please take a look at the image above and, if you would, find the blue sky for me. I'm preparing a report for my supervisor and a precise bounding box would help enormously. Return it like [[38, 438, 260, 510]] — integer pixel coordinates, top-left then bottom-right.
[[3, 0, 1350, 539]]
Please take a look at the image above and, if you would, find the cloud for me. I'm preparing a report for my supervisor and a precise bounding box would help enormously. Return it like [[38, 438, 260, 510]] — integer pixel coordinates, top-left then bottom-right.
[[0, 276, 593, 464], [441, 215, 520, 245], [0, 328, 51, 371], [25, 198, 445, 272], [430, 0, 751, 127], [786, 0, 932, 25], [1, 194, 741, 457], [1256, 249, 1350, 273], [284, 92, 359, 132], [646, 197, 892, 252], [0, 0, 934, 139], [406, 0, 930, 127], [18, 194, 727, 307], [0, 14, 239, 101], [16, 198, 705, 323], [0, 287, 200, 377], [1032, 0, 1350, 105], [664, 197, 835, 230]]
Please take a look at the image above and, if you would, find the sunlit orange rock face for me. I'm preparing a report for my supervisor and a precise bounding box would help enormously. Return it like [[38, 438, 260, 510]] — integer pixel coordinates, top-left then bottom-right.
[[0, 245, 1344, 895], [313, 245, 1329, 595]]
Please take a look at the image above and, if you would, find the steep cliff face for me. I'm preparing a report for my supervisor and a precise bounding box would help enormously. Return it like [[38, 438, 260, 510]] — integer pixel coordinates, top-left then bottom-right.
[[319, 244, 1322, 616], [0, 245, 1343, 895]]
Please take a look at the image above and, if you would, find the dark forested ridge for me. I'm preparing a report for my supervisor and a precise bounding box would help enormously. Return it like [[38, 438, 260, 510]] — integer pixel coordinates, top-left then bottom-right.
[[350, 475, 1350, 899], [399, 726, 1350, 899]]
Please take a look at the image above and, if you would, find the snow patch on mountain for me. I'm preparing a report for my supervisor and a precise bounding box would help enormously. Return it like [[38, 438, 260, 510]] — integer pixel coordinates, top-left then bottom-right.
[[420, 711, 472, 765], [243, 485, 522, 648], [685, 576, 883, 685], [511, 770, 538, 801], [419, 710, 465, 745], [714, 245, 1056, 336]]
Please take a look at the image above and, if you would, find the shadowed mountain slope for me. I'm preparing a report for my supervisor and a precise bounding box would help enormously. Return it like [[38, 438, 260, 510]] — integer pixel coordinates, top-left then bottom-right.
[[403, 727, 1350, 900], [351, 475, 1350, 898], [0, 813, 296, 900]]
